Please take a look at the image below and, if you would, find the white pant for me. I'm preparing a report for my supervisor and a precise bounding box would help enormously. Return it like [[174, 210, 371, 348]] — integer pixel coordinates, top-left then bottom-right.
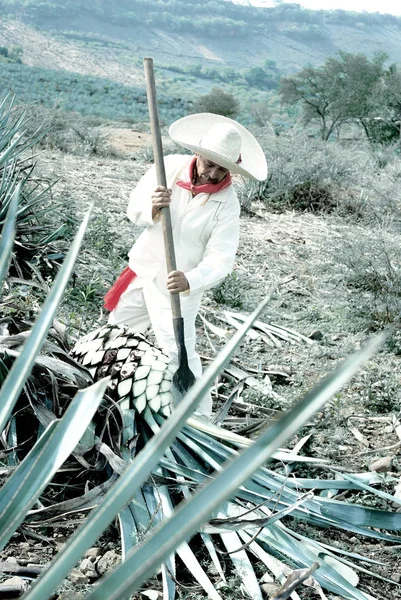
[[108, 278, 212, 416]]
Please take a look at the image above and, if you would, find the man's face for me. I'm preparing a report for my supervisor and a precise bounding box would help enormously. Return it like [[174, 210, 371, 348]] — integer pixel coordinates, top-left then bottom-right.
[[195, 155, 229, 184]]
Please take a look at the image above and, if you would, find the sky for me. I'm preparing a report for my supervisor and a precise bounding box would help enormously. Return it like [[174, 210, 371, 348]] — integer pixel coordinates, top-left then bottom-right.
[[244, 0, 401, 17]]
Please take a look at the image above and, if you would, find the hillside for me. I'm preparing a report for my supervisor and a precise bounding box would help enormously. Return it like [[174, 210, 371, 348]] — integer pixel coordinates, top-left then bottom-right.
[[1, 0, 401, 91]]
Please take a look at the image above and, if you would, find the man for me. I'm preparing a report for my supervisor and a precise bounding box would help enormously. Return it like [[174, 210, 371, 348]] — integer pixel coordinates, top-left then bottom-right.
[[105, 113, 267, 416]]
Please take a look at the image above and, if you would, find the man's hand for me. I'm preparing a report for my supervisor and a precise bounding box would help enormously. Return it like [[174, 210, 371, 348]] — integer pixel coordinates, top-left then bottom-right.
[[166, 270, 189, 293], [151, 186, 171, 219]]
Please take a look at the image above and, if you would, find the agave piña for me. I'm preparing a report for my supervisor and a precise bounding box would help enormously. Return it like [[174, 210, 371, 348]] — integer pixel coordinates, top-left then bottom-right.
[[71, 324, 174, 417]]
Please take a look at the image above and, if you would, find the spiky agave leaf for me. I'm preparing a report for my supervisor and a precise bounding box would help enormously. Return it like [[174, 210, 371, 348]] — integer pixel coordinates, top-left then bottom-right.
[[0, 328, 125, 516], [22, 293, 276, 600], [0, 182, 19, 287], [0, 378, 110, 550], [0, 93, 70, 282]]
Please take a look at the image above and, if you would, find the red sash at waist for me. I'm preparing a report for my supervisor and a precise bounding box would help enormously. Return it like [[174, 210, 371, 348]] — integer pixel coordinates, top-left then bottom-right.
[[104, 266, 137, 311]]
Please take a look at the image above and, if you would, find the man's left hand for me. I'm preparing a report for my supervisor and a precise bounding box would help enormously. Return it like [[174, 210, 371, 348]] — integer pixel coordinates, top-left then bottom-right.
[[166, 271, 189, 293]]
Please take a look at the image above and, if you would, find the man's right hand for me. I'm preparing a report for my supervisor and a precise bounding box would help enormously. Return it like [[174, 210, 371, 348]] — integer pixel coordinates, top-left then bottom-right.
[[151, 186, 172, 219]]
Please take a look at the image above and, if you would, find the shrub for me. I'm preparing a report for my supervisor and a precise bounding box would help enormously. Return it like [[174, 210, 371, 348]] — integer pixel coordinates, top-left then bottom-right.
[[0, 45, 23, 64], [212, 271, 245, 308], [331, 227, 401, 325], [359, 364, 401, 413], [254, 131, 379, 215], [192, 87, 239, 118]]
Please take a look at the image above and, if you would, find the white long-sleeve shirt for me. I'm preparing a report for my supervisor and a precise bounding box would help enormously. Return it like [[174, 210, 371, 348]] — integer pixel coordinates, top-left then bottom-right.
[[127, 154, 240, 296]]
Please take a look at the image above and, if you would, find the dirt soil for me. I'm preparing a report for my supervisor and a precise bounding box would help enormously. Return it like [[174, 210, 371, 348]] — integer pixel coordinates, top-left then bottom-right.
[[2, 128, 401, 600]]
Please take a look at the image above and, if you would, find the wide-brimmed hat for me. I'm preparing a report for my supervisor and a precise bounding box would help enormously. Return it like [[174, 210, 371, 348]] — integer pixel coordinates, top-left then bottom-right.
[[169, 113, 268, 181]]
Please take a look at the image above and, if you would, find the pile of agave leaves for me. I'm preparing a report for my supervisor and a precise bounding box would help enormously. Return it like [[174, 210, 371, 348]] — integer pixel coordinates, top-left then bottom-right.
[[0, 111, 400, 600]]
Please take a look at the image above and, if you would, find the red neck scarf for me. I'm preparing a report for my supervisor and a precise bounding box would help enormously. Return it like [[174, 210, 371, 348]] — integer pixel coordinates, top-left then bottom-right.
[[176, 157, 232, 195]]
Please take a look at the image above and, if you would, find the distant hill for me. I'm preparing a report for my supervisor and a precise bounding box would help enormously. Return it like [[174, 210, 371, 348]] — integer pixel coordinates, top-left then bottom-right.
[[1, 0, 401, 125], [1, 0, 401, 80]]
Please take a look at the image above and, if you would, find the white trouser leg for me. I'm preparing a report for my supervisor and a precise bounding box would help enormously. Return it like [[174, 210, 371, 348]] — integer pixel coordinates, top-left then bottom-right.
[[107, 283, 151, 332]]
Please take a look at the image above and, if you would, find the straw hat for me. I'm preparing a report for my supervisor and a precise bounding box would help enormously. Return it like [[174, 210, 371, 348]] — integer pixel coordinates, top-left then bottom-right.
[[169, 113, 268, 181]]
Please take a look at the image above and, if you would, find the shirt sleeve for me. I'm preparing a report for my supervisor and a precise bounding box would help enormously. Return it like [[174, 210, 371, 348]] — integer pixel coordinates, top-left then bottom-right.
[[127, 155, 188, 226], [184, 196, 240, 295]]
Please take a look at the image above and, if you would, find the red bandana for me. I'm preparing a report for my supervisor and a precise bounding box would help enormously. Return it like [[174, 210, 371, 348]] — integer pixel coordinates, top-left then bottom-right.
[[176, 157, 232, 195]]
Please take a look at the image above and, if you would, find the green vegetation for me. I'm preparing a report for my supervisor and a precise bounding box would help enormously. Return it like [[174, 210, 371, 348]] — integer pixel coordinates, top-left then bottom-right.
[[192, 87, 240, 118], [2, 0, 401, 38], [0, 44, 23, 63], [279, 51, 400, 142], [161, 59, 281, 91], [0, 95, 70, 284], [0, 63, 189, 122], [212, 271, 245, 308], [281, 22, 328, 41]]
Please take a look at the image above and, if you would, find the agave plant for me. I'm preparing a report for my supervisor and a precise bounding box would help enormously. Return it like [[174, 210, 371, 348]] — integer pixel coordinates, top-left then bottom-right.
[[0, 93, 70, 286], [0, 183, 113, 538]]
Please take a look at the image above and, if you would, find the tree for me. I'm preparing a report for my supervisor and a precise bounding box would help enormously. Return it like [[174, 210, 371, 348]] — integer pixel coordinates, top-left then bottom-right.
[[279, 51, 388, 140], [241, 66, 279, 90], [361, 64, 401, 144], [0, 45, 23, 64], [192, 87, 239, 118]]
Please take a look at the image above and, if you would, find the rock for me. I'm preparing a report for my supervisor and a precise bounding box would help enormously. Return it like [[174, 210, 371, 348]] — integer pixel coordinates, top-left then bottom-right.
[[260, 582, 280, 596], [55, 537, 69, 551], [19, 542, 30, 549], [79, 558, 99, 580], [392, 573, 401, 583], [386, 545, 401, 553], [84, 547, 101, 559], [68, 568, 88, 585], [369, 456, 393, 472], [309, 330, 323, 340], [5, 556, 18, 563], [27, 553, 41, 563], [1, 576, 29, 593], [96, 550, 120, 575], [141, 591, 162, 600], [57, 593, 84, 600]]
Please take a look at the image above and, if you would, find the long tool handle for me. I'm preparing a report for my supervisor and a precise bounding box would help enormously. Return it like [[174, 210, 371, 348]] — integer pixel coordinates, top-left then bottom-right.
[[143, 57, 181, 320]]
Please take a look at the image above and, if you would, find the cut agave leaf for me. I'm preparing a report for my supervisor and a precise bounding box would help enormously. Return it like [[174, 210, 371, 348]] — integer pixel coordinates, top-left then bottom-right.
[[0, 378, 109, 549]]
